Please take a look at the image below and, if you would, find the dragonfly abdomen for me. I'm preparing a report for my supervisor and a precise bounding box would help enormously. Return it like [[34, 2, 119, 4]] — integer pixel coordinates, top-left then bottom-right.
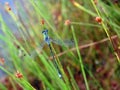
[[45, 37, 51, 45]]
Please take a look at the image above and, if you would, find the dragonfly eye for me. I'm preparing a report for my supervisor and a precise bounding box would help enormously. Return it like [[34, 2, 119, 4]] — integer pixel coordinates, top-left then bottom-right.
[[42, 29, 48, 34], [42, 30, 45, 34]]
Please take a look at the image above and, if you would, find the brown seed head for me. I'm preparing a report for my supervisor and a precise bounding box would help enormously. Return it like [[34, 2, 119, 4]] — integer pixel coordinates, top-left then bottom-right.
[[15, 71, 23, 79], [95, 16, 102, 24], [0, 58, 5, 65], [64, 19, 71, 26], [41, 19, 45, 25]]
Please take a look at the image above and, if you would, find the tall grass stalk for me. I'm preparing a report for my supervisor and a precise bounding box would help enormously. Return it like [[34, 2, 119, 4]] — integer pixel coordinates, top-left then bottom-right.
[[71, 25, 89, 90], [90, 0, 120, 63]]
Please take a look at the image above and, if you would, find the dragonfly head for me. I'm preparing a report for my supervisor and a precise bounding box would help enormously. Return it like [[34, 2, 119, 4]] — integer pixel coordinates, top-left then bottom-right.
[[42, 29, 48, 35]]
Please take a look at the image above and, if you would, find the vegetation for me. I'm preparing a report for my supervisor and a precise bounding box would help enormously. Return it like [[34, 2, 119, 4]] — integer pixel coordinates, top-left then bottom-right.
[[0, 0, 120, 90]]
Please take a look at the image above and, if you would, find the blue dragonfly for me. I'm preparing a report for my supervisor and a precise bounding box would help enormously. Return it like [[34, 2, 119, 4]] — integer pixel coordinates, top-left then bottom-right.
[[29, 29, 75, 78], [30, 29, 75, 58]]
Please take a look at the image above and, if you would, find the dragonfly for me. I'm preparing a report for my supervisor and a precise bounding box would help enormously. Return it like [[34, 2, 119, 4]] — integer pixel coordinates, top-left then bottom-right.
[[20, 29, 74, 78], [29, 29, 75, 58]]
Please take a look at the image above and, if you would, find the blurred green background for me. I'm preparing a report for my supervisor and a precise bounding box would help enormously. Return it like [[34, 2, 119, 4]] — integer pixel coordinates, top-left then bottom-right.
[[0, 0, 120, 90]]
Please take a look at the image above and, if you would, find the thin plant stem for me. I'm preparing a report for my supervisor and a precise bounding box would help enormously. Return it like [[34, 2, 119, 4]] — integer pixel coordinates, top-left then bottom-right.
[[71, 25, 89, 90], [49, 35, 117, 59], [90, 0, 120, 63]]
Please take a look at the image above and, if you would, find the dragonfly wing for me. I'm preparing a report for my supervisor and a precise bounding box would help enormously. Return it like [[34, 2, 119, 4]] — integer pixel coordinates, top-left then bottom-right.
[[29, 42, 45, 58], [51, 39, 64, 46], [51, 39, 75, 47], [63, 39, 75, 46]]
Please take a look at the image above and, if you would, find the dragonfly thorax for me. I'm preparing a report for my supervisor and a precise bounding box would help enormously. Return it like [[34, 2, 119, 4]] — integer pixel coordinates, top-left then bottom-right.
[[42, 29, 48, 35], [42, 30, 51, 45], [44, 36, 50, 44]]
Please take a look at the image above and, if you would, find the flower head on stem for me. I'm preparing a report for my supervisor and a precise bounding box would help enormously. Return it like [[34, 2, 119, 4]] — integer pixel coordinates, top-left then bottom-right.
[[15, 71, 23, 79]]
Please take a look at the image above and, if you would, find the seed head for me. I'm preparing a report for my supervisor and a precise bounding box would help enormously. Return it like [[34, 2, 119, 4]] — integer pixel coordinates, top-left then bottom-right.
[[7, 7, 11, 11], [0, 58, 5, 65], [64, 19, 71, 26], [95, 16, 102, 24], [15, 71, 23, 79], [94, 0, 98, 5], [5, 2, 11, 11], [5, 2, 9, 6], [41, 19, 45, 25]]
